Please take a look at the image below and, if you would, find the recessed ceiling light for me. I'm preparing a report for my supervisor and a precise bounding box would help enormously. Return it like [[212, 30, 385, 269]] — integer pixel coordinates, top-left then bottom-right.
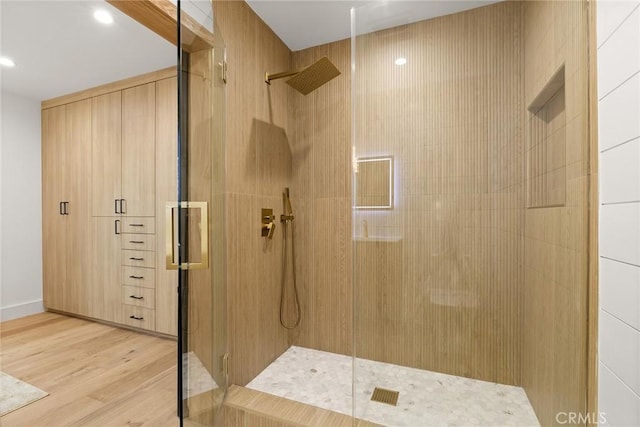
[[94, 10, 114, 25], [0, 57, 16, 67], [395, 57, 407, 66]]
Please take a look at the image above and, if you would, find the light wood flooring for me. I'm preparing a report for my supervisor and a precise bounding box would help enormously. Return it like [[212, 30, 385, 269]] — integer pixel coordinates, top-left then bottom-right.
[[0, 312, 178, 427]]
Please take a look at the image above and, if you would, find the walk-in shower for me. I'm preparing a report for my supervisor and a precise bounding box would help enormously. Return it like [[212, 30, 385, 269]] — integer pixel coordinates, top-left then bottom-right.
[[176, 1, 595, 425], [242, 1, 593, 425]]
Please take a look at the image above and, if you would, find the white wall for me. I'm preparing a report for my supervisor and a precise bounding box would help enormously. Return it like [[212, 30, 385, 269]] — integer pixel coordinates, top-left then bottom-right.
[[0, 90, 43, 321], [597, 1, 640, 426]]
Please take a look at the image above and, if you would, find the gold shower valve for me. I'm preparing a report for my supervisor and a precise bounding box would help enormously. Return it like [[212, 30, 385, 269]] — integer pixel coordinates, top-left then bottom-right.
[[261, 208, 276, 239]]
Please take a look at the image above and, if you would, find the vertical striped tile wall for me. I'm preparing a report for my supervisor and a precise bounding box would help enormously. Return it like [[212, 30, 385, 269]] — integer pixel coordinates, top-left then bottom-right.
[[597, 1, 640, 426], [521, 1, 591, 425], [213, 0, 295, 386], [290, 39, 354, 357], [213, 5, 593, 425], [294, 2, 525, 385]]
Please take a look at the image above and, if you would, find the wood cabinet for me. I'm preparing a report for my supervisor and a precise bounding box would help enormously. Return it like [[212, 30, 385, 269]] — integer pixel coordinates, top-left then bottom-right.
[[89, 217, 122, 322], [121, 217, 156, 331], [122, 83, 156, 217], [42, 99, 91, 316], [155, 77, 178, 336], [42, 105, 67, 313], [91, 92, 122, 217], [42, 69, 177, 337], [92, 84, 155, 217]]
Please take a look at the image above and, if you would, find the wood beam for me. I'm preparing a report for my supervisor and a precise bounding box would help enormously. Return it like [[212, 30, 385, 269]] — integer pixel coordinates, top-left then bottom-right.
[[107, 0, 215, 52]]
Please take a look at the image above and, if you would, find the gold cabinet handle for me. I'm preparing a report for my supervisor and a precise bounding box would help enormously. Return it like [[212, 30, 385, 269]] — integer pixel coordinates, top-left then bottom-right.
[[165, 202, 209, 270]]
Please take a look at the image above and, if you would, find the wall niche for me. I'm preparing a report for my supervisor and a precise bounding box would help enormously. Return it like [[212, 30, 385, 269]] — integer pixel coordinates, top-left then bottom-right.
[[527, 65, 566, 208]]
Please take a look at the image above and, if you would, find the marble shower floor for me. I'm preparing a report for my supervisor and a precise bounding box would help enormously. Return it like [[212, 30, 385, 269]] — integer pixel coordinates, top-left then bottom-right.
[[246, 346, 540, 427]]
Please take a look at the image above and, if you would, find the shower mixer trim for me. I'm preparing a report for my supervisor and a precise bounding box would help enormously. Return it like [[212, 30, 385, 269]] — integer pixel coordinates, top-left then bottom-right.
[[261, 208, 276, 239]]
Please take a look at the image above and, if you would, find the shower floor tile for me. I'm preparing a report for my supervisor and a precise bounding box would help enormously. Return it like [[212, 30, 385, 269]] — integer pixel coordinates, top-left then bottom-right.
[[246, 346, 540, 427]]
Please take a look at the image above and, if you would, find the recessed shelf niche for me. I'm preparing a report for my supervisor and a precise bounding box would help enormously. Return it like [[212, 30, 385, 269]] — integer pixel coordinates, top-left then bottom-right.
[[526, 65, 566, 208]]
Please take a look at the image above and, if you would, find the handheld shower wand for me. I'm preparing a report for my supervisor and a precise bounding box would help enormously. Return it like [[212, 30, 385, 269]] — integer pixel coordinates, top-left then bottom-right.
[[280, 188, 300, 329], [281, 188, 294, 222]]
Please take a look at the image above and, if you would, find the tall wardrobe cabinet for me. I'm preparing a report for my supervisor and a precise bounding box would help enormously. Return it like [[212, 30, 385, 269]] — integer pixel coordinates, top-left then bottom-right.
[[42, 69, 177, 336], [42, 100, 91, 316]]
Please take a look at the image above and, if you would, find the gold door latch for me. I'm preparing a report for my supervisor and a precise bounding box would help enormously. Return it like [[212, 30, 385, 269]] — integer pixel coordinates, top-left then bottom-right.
[[165, 201, 209, 270]]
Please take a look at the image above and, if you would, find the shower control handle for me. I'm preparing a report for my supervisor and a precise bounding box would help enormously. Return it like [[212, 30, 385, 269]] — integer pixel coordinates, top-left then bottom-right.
[[261, 208, 276, 239]]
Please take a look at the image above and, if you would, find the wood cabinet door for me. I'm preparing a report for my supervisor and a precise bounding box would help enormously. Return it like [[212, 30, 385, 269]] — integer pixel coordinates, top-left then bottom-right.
[[89, 217, 122, 322], [42, 106, 68, 311], [65, 99, 92, 316], [122, 83, 156, 217], [92, 92, 122, 217], [155, 77, 178, 336]]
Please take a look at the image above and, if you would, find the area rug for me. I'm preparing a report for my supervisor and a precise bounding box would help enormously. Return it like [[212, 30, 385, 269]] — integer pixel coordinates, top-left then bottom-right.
[[0, 372, 48, 416]]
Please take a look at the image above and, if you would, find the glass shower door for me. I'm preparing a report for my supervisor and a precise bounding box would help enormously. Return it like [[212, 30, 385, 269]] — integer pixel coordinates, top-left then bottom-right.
[[174, 1, 227, 425]]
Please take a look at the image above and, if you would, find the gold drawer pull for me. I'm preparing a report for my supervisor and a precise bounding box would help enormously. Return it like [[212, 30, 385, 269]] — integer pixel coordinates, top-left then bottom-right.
[[129, 257, 144, 261], [129, 275, 144, 279], [129, 295, 144, 300], [129, 240, 145, 244], [129, 315, 144, 320]]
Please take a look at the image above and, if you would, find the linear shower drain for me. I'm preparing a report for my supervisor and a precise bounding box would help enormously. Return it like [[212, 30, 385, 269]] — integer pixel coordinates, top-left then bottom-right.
[[371, 387, 399, 406]]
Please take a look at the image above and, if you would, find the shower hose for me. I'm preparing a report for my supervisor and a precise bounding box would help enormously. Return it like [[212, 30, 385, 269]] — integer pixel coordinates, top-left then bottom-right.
[[280, 219, 301, 329]]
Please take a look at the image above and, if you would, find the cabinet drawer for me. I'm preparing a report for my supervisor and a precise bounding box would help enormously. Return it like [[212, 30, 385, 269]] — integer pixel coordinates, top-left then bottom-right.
[[122, 250, 155, 268], [122, 233, 156, 251], [123, 266, 155, 288], [122, 305, 155, 331], [122, 286, 155, 309], [122, 217, 155, 234]]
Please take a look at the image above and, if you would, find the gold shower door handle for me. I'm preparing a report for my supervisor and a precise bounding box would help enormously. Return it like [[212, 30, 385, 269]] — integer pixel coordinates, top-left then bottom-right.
[[165, 201, 209, 270]]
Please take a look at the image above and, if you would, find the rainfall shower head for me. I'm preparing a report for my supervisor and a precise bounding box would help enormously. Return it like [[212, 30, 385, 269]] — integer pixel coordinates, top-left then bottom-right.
[[265, 57, 341, 95]]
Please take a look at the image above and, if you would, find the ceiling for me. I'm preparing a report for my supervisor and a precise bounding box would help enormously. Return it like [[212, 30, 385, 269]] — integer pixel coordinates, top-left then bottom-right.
[[246, 0, 502, 52], [0, 1, 501, 101], [0, 1, 175, 101]]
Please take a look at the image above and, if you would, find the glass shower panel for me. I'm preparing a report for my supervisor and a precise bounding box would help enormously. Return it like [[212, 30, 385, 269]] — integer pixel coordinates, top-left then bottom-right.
[[176, 1, 227, 426]]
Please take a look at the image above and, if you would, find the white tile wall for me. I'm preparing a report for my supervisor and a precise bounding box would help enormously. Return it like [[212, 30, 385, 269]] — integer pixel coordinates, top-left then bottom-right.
[[600, 203, 640, 265], [597, 1, 640, 47], [599, 311, 640, 395], [600, 258, 640, 330], [597, 6, 640, 98], [600, 140, 640, 203], [598, 1, 640, 425], [598, 364, 640, 427], [598, 72, 640, 152]]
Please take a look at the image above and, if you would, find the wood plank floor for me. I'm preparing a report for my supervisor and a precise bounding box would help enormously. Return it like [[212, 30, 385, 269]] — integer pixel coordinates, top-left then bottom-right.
[[0, 312, 179, 427]]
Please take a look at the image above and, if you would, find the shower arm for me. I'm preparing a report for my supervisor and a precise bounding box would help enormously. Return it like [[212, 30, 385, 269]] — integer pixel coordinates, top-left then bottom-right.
[[265, 70, 300, 85]]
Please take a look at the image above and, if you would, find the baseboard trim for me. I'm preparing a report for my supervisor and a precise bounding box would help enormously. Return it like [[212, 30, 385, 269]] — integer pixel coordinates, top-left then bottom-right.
[[0, 300, 44, 321]]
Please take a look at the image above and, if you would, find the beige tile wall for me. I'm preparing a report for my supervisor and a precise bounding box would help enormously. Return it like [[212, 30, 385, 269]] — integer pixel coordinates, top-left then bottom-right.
[[521, 1, 591, 425], [213, 0, 295, 386], [288, 39, 354, 356], [292, 2, 526, 385], [212, 4, 592, 420]]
